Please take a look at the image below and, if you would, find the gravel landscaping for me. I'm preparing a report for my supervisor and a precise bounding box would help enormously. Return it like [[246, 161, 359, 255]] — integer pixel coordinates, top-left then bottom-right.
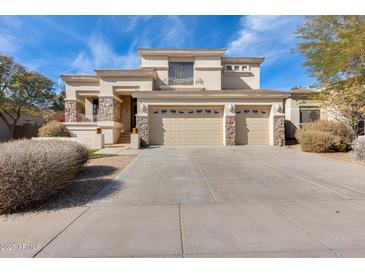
[[286, 143, 365, 167], [16, 155, 136, 214]]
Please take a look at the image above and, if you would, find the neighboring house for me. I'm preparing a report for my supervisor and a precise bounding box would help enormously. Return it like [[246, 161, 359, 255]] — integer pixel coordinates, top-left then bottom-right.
[[0, 113, 47, 141], [285, 88, 365, 139], [61, 48, 288, 146], [284, 88, 323, 139]]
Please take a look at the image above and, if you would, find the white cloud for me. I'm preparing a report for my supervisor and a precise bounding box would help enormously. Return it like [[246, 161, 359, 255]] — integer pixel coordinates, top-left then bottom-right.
[[38, 16, 84, 43], [0, 17, 22, 54], [244, 16, 289, 32], [162, 16, 188, 47], [226, 16, 303, 65], [0, 16, 22, 29], [0, 34, 18, 54], [71, 34, 140, 74]]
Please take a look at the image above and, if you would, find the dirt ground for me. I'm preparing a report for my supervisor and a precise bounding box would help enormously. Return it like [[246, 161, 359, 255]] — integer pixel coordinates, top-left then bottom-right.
[[287, 143, 365, 167], [32, 155, 136, 212]]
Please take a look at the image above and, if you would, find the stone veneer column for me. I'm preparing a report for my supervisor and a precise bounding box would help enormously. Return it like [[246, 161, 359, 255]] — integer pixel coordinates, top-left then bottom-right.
[[225, 116, 236, 145], [136, 115, 149, 146], [136, 103, 149, 147], [64, 99, 81, 122], [273, 114, 285, 146], [224, 104, 236, 146], [98, 96, 121, 122]]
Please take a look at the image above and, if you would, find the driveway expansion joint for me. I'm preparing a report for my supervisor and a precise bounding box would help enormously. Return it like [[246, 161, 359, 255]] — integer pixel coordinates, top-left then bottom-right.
[[178, 204, 185, 257], [190, 154, 217, 203], [271, 203, 340, 258], [32, 206, 91, 258]]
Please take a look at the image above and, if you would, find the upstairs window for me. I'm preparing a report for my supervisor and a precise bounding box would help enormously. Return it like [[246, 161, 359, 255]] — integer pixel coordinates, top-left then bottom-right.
[[225, 64, 250, 72], [168, 62, 194, 85]]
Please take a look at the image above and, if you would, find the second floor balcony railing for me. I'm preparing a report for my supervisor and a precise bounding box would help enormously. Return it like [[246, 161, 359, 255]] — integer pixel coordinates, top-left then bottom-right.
[[168, 77, 194, 86]]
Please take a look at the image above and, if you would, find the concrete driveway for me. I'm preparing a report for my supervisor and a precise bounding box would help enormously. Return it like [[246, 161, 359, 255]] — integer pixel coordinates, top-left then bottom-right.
[[2, 145, 365, 257]]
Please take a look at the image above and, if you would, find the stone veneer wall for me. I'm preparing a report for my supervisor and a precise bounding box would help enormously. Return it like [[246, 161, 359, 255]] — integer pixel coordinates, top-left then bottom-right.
[[136, 116, 149, 146], [273, 115, 285, 146], [225, 116, 236, 145], [98, 96, 121, 122], [65, 100, 81, 122]]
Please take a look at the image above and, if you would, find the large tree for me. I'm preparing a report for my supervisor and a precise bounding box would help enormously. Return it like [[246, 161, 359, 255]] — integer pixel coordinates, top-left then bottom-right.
[[50, 90, 65, 112], [0, 54, 26, 109], [0, 54, 55, 138], [297, 16, 365, 135]]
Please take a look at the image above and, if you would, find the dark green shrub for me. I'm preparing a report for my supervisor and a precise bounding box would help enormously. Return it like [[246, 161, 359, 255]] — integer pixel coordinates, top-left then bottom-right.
[[0, 139, 88, 214], [295, 120, 353, 152], [38, 120, 70, 137]]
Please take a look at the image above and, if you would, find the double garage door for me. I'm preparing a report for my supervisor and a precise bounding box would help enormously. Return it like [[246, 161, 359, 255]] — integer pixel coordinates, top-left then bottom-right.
[[149, 106, 223, 145], [149, 105, 270, 145]]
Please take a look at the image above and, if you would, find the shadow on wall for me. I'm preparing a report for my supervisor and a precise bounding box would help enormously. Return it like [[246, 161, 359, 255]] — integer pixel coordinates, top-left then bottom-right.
[[285, 120, 298, 140], [222, 76, 252, 89]]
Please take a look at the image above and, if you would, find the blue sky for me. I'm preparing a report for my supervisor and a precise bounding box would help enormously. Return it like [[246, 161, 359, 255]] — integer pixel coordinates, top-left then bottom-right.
[[0, 15, 315, 91]]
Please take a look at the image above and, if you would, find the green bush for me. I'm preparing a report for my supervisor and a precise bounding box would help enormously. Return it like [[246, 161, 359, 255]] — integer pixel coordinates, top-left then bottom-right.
[[0, 139, 88, 214], [295, 120, 353, 153], [38, 120, 70, 137]]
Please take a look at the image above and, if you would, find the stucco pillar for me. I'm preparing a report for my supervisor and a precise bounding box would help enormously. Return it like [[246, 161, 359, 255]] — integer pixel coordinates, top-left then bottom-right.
[[98, 96, 122, 122], [64, 99, 81, 122], [136, 104, 149, 147], [271, 104, 285, 146], [224, 104, 236, 146]]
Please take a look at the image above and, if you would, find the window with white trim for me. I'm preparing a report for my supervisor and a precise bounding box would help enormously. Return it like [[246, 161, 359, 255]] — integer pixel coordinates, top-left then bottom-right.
[[168, 62, 194, 85], [225, 64, 250, 72]]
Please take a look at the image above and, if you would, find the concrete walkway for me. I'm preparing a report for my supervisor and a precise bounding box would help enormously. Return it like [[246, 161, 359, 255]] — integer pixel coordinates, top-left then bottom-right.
[[2, 145, 365, 257]]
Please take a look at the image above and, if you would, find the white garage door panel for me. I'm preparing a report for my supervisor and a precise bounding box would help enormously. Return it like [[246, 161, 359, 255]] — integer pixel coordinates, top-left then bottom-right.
[[150, 106, 223, 145], [236, 106, 270, 145]]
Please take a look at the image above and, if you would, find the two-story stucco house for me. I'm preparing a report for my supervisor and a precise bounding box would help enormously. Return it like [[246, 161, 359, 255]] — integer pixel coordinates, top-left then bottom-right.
[[61, 48, 288, 147]]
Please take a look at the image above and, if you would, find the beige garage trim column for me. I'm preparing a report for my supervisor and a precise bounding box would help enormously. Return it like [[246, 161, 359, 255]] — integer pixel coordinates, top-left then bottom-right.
[[136, 104, 149, 147], [224, 104, 236, 146], [269, 104, 285, 146]]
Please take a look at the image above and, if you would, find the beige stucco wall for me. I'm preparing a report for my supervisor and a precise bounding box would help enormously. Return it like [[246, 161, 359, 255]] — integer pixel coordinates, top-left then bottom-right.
[[222, 64, 260, 89], [84, 97, 93, 120], [194, 56, 222, 90], [136, 97, 283, 115], [120, 95, 132, 132], [141, 55, 223, 90], [285, 97, 323, 139], [65, 121, 122, 144], [65, 82, 100, 100], [141, 55, 169, 89], [99, 77, 153, 96]]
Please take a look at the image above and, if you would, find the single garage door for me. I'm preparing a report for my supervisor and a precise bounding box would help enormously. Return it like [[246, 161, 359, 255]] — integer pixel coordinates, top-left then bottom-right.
[[236, 106, 270, 145], [149, 106, 223, 145]]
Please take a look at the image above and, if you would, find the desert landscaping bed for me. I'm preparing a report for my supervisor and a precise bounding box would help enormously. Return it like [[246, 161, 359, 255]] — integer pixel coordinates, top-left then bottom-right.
[[34, 154, 136, 212], [287, 143, 365, 167]]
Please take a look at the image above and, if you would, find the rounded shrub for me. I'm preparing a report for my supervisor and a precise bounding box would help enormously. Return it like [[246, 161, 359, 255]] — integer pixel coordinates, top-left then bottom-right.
[[38, 120, 70, 137], [295, 120, 354, 153], [0, 139, 88, 214]]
